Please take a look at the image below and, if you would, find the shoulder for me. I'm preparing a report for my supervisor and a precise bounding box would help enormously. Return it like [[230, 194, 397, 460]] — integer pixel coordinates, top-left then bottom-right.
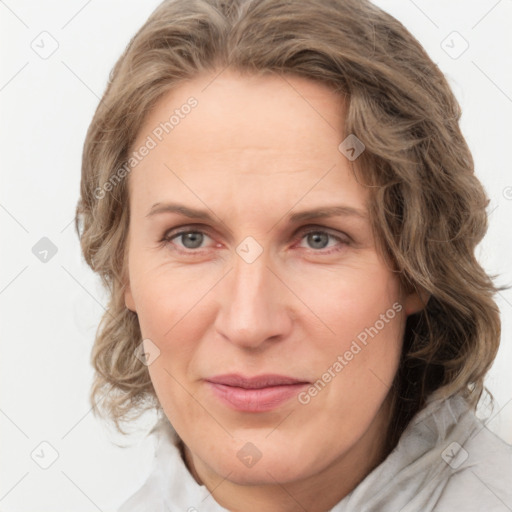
[[116, 420, 174, 512], [332, 393, 512, 512], [116, 418, 182, 512], [117, 472, 165, 512], [434, 420, 512, 511], [116, 417, 229, 512]]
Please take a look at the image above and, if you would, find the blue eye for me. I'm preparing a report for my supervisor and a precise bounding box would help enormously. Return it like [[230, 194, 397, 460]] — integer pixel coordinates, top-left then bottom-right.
[[304, 232, 330, 250], [165, 230, 212, 250], [298, 229, 348, 253]]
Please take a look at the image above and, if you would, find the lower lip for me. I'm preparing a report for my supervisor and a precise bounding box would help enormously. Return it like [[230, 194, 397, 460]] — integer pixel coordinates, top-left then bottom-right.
[[207, 382, 308, 412]]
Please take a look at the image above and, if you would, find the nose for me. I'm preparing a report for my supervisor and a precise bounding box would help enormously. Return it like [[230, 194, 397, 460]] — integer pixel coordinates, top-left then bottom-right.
[[214, 250, 293, 350]]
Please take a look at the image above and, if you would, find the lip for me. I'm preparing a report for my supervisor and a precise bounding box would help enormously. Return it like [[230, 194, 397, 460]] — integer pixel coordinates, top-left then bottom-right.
[[205, 373, 309, 412]]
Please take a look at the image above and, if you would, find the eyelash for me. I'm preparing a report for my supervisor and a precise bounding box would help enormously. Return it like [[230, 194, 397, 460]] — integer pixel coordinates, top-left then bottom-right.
[[158, 225, 350, 256]]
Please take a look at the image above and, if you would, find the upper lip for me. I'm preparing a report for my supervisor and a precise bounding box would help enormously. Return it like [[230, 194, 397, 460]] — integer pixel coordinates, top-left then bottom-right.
[[206, 373, 309, 389]]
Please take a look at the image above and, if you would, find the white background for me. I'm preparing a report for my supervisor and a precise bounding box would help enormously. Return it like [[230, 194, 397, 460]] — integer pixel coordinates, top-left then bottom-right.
[[1, 1, 511, 510]]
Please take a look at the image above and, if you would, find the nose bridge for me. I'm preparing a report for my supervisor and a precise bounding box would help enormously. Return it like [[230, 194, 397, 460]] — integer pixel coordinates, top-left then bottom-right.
[[215, 248, 290, 348], [231, 253, 269, 314]]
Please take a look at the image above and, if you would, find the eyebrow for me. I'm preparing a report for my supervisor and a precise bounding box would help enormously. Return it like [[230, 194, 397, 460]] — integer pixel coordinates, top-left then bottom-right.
[[146, 202, 368, 224]]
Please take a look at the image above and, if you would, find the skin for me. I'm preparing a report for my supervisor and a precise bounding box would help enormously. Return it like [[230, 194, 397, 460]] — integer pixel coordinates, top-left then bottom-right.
[[124, 69, 424, 512]]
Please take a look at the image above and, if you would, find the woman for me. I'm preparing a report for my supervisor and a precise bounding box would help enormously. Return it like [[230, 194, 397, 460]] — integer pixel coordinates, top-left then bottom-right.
[[75, 0, 512, 510]]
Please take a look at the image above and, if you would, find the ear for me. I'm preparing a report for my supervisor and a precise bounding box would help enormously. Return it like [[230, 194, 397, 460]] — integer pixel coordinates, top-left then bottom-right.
[[125, 281, 137, 312], [403, 284, 430, 316]]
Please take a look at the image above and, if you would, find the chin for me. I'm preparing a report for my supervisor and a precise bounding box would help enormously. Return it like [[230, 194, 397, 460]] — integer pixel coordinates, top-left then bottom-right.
[[221, 460, 304, 486], [201, 443, 314, 485]]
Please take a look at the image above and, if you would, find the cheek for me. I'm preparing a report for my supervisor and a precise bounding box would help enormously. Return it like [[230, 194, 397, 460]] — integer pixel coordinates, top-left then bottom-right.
[[129, 260, 215, 340], [129, 267, 216, 409], [294, 263, 405, 409], [291, 259, 403, 346]]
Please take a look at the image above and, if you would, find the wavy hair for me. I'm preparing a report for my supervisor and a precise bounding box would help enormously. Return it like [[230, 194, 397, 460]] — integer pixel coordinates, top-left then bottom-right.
[[75, 0, 501, 448]]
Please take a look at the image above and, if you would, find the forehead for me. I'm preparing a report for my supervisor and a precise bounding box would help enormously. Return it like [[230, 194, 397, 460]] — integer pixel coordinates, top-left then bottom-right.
[[132, 69, 345, 158], [127, 70, 366, 214]]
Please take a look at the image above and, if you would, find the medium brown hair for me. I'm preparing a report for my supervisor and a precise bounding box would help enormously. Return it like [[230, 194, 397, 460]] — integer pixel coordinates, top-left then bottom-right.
[[75, 0, 501, 448]]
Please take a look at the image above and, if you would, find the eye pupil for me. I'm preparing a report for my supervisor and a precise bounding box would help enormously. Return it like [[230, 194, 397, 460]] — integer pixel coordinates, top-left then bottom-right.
[[307, 232, 329, 249], [182, 232, 203, 249]]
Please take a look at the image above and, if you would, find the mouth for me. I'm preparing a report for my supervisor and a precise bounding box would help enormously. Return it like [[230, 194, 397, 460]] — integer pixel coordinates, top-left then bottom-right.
[[205, 373, 310, 412]]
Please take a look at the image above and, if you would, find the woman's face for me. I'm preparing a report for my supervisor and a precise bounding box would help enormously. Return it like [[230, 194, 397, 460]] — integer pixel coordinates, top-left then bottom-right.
[[124, 70, 422, 492]]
